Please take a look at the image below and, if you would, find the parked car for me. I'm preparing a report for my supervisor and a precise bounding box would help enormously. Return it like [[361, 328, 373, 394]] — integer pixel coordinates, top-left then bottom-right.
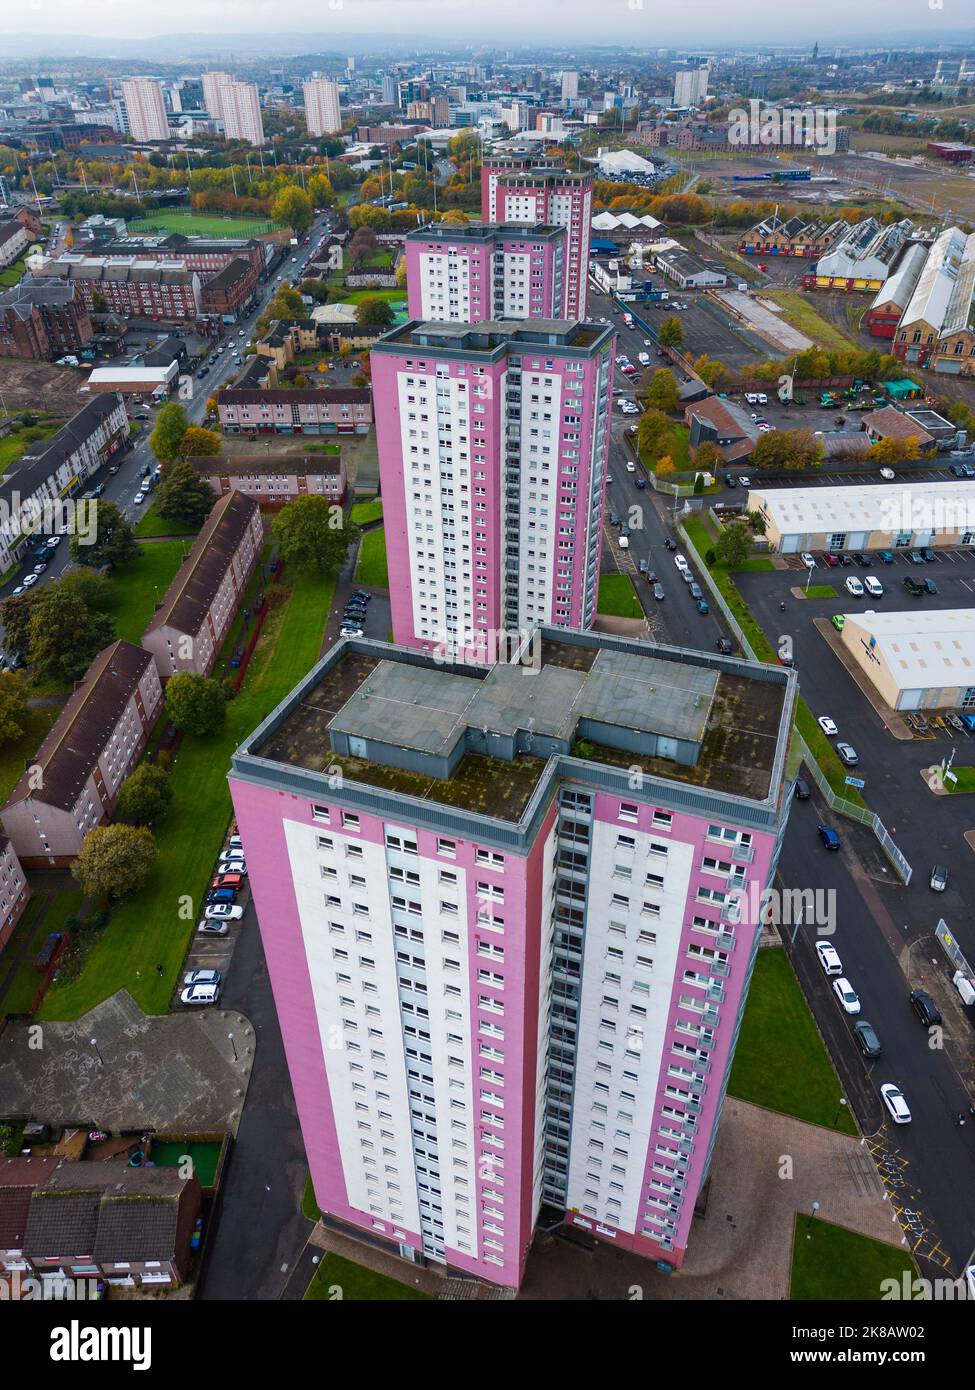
[[817, 716, 838, 736], [831, 614, 846, 632], [880, 1082, 911, 1125], [816, 942, 843, 976], [696, 599, 710, 614], [818, 824, 840, 851], [845, 575, 864, 597], [197, 920, 230, 936], [800, 552, 815, 570], [204, 902, 245, 921], [793, 777, 810, 800], [738, 475, 751, 489], [689, 582, 703, 599], [184, 968, 223, 988], [717, 637, 734, 655], [653, 582, 665, 601], [929, 864, 948, 893], [923, 577, 938, 595], [823, 553, 841, 567], [133, 491, 145, 505], [864, 576, 884, 598], [211, 872, 244, 889], [674, 553, 689, 572], [909, 989, 942, 1027], [837, 742, 859, 767], [907, 550, 925, 565], [903, 576, 925, 596], [920, 547, 936, 563], [181, 983, 221, 1006], [832, 977, 861, 1015], [851, 552, 871, 568], [206, 888, 236, 905], [878, 551, 894, 564], [854, 1021, 882, 1058], [879, 467, 895, 480], [723, 472, 737, 488], [664, 538, 678, 551]]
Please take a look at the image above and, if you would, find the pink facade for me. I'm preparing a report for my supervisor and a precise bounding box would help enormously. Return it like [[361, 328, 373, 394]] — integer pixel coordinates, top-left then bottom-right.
[[405, 223, 565, 323]]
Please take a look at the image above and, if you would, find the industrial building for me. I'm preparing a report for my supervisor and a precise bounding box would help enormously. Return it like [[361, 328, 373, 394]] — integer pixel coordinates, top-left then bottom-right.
[[839, 609, 975, 712], [891, 226, 975, 376], [803, 218, 916, 292], [748, 480, 975, 553], [864, 242, 929, 338]]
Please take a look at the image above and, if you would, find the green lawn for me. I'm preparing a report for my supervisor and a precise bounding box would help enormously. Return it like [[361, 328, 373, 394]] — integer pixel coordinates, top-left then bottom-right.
[[598, 574, 644, 618], [0, 706, 60, 804], [302, 1173, 322, 1223], [791, 1215, 917, 1300], [304, 1253, 431, 1302], [355, 527, 388, 587], [0, 423, 60, 475], [944, 765, 975, 793], [129, 212, 276, 238], [800, 585, 838, 599], [759, 290, 859, 354], [39, 568, 335, 1020], [0, 256, 28, 288], [350, 498, 383, 527], [336, 289, 407, 307], [1, 888, 85, 1015], [105, 541, 189, 644], [794, 699, 866, 808], [729, 948, 858, 1135], [134, 506, 201, 539], [639, 423, 691, 473]]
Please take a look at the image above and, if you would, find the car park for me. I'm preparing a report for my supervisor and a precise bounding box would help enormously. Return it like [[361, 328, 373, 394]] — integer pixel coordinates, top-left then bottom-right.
[[837, 742, 858, 766], [181, 982, 221, 1006], [864, 576, 884, 598], [800, 553, 815, 569], [910, 989, 942, 1027], [818, 824, 840, 850], [833, 977, 861, 1015], [816, 942, 843, 976], [929, 864, 948, 893], [845, 575, 864, 597], [817, 716, 838, 736], [854, 1020, 882, 1058], [880, 1083, 911, 1124]]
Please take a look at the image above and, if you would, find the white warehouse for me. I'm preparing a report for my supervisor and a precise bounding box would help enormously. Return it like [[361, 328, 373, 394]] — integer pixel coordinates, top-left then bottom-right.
[[840, 609, 975, 711], [748, 480, 975, 553]]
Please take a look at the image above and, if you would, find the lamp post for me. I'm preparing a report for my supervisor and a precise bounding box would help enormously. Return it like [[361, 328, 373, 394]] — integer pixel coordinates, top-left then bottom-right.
[[228, 1032, 238, 1062], [806, 1199, 820, 1233], [90, 1038, 103, 1066]]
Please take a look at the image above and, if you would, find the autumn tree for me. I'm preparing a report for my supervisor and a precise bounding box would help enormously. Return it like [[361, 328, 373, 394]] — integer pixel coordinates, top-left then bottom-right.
[[150, 402, 189, 463], [644, 368, 679, 413], [72, 823, 157, 902], [657, 316, 684, 350], [179, 425, 221, 458], [115, 762, 172, 827], [165, 672, 226, 736], [271, 495, 356, 574], [0, 670, 29, 747]]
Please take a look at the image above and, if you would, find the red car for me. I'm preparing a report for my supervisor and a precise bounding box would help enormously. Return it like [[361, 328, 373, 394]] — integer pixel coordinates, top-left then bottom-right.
[[823, 553, 841, 567], [212, 872, 244, 889]]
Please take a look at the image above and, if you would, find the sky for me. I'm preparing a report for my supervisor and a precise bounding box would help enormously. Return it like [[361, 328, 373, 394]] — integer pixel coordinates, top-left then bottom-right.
[[0, 0, 972, 46]]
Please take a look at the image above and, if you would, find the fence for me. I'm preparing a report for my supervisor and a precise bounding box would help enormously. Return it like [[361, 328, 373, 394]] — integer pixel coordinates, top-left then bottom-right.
[[678, 520, 913, 885], [935, 919, 973, 977]]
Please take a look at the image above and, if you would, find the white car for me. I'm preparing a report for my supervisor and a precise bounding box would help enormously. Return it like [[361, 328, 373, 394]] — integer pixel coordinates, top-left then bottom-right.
[[227, 835, 243, 852], [219, 860, 246, 875], [738, 475, 751, 489], [864, 576, 884, 598], [183, 968, 222, 987], [204, 902, 244, 921], [181, 983, 220, 1006], [818, 716, 838, 736], [674, 553, 689, 572], [816, 942, 843, 977], [626, 461, 636, 473], [880, 1082, 911, 1125], [879, 467, 895, 480], [845, 575, 864, 597], [833, 977, 861, 1015], [22, 573, 38, 587], [133, 491, 145, 505], [800, 553, 815, 570]]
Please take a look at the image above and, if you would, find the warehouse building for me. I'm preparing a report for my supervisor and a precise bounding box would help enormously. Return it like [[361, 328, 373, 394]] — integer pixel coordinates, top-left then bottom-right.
[[839, 609, 975, 712], [864, 241, 929, 338], [748, 480, 975, 553], [892, 226, 975, 376], [802, 218, 916, 292]]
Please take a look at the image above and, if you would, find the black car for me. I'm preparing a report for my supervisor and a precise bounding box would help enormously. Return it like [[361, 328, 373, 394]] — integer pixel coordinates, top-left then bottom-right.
[[350, 590, 371, 602], [903, 576, 925, 596], [838, 553, 852, 566], [664, 537, 678, 551], [852, 552, 871, 568], [793, 778, 811, 800], [717, 637, 734, 655], [923, 577, 938, 595], [910, 989, 942, 1027], [854, 1020, 882, 1058], [920, 547, 936, 563], [646, 570, 657, 584]]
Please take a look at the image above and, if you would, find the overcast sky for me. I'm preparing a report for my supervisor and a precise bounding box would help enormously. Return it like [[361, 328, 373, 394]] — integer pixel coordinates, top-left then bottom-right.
[[0, 0, 971, 45]]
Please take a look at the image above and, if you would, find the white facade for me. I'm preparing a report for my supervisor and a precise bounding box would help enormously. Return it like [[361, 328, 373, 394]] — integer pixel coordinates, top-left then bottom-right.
[[561, 71, 579, 102], [121, 78, 169, 142], [673, 64, 710, 108], [304, 78, 342, 137], [221, 81, 265, 146], [201, 71, 234, 120]]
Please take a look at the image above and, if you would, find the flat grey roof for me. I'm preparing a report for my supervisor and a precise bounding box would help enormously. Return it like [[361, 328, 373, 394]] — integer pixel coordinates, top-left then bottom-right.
[[329, 661, 482, 756]]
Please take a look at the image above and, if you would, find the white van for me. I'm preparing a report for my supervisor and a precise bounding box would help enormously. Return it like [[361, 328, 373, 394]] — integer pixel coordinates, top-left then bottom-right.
[[618, 536, 629, 550], [181, 982, 220, 1006]]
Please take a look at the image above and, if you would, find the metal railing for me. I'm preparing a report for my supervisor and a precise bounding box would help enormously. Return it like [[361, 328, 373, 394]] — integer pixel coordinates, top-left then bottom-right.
[[679, 521, 913, 886]]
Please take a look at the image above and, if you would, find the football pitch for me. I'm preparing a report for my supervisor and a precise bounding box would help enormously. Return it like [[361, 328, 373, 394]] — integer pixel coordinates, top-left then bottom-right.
[[128, 211, 276, 238]]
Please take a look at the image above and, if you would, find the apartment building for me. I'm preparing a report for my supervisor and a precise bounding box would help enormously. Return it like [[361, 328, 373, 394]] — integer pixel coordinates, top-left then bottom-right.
[[120, 78, 169, 142], [188, 452, 346, 507], [2, 1159, 201, 1289], [142, 490, 263, 681], [36, 257, 202, 320], [221, 80, 265, 147], [201, 256, 259, 320], [0, 218, 30, 269], [1, 641, 163, 868], [228, 627, 796, 1289], [0, 393, 128, 573], [0, 837, 30, 954], [0, 278, 93, 360], [100, 234, 265, 279], [253, 318, 319, 371], [304, 78, 342, 136], [371, 318, 614, 661], [218, 387, 372, 435], [405, 223, 567, 322], [202, 70, 234, 120], [481, 157, 594, 318]]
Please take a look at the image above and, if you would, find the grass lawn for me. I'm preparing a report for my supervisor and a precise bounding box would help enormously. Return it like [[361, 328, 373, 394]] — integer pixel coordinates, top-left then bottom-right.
[[760, 290, 858, 354], [336, 289, 407, 307], [944, 766, 975, 793], [134, 506, 201, 539], [105, 541, 189, 644], [129, 212, 276, 238], [38, 567, 335, 1020], [0, 423, 60, 475], [800, 585, 838, 599], [1, 888, 85, 1015], [0, 256, 28, 288], [639, 422, 691, 473], [302, 1173, 322, 1223], [791, 1215, 917, 1300], [304, 1253, 431, 1302], [729, 949, 858, 1135], [355, 527, 388, 587], [350, 498, 383, 527], [794, 699, 866, 808], [598, 574, 644, 618], [0, 706, 60, 805]]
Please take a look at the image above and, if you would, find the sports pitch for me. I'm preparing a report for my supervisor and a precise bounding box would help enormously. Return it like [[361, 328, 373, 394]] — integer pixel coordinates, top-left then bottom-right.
[[128, 211, 276, 238]]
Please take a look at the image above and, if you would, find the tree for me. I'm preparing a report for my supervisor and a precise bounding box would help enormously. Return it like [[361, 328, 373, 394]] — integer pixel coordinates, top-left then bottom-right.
[[91, 290, 107, 314], [72, 823, 157, 902], [28, 586, 116, 683], [0, 670, 29, 747], [178, 425, 221, 458], [348, 227, 378, 267], [272, 495, 357, 574], [692, 441, 725, 473], [868, 434, 920, 465], [165, 672, 226, 736], [271, 185, 313, 235], [636, 409, 673, 460], [715, 519, 753, 569], [306, 172, 333, 208], [644, 368, 679, 413], [57, 567, 113, 612], [115, 762, 172, 826], [150, 402, 189, 463], [69, 499, 138, 569], [355, 296, 395, 329], [654, 454, 676, 477], [657, 316, 684, 350], [153, 458, 215, 527], [300, 278, 330, 304], [0, 593, 37, 662]]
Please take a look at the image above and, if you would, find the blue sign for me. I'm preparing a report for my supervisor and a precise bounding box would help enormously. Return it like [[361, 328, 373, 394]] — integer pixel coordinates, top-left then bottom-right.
[[844, 776, 865, 789]]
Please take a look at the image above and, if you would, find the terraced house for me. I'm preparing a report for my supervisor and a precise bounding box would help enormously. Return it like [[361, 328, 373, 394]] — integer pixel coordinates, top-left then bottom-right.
[[142, 490, 263, 680], [217, 387, 373, 436], [1, 641, 163, 868]]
